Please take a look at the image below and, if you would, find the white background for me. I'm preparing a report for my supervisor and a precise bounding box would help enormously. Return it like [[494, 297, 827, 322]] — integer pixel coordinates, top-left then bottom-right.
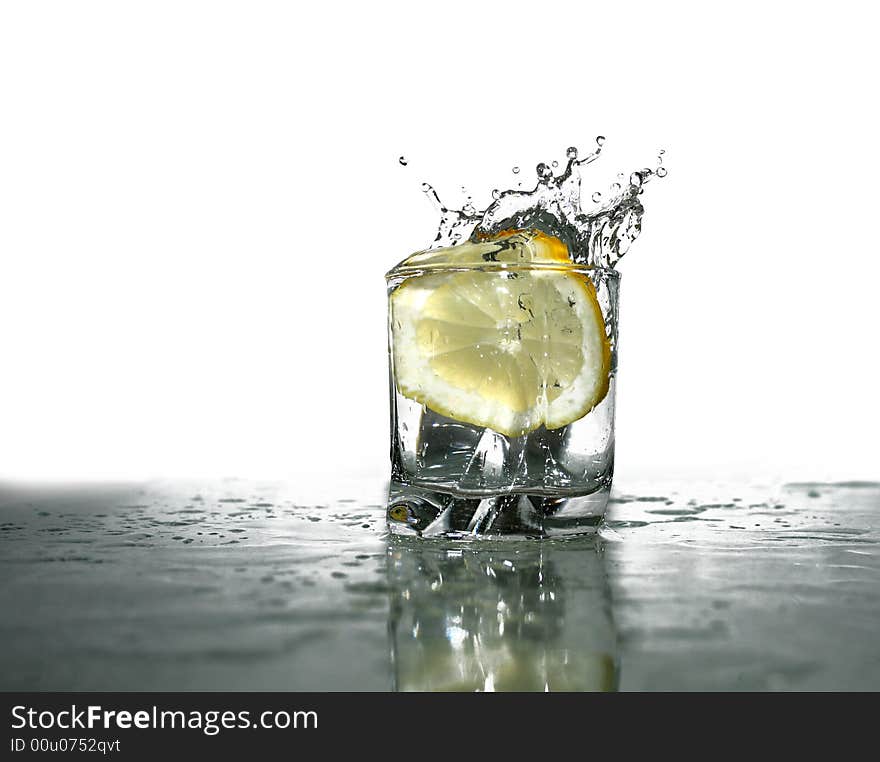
[[1, 1, 878, 481]]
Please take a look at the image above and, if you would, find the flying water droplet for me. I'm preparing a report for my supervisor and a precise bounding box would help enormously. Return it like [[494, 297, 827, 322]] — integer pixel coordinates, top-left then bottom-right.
[[399, 156, 408, 166], [551, 160, 559, 168], [421, 182, 447, 212], [596, 135, 606, 146], [400, 137, 666, 267]]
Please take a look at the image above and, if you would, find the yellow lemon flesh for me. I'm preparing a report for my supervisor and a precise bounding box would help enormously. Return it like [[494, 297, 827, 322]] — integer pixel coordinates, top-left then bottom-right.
[[389, 231, 611, 437]]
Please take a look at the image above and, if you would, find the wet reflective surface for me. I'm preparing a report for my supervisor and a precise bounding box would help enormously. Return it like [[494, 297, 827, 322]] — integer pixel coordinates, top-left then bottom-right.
[[0, 478, 877, 690]]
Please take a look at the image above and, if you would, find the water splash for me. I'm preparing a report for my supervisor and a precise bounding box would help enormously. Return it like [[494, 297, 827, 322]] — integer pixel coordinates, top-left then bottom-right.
[[418, 138, 666, 269]]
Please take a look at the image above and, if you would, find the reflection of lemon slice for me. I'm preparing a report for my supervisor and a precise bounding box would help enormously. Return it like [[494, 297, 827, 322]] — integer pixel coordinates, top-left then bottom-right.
[[389, 231, 611, 437]]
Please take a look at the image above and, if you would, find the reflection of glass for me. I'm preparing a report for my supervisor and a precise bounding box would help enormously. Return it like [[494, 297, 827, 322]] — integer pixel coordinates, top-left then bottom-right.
[[386, 536, 619, 691]]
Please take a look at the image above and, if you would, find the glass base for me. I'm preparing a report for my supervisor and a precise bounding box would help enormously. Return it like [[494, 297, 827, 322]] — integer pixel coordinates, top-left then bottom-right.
[[386, 479, 611, 540]]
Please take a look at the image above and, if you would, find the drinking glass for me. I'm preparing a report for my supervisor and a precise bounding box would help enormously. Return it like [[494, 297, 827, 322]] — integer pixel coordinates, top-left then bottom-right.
[[386, 262, 619, 539]]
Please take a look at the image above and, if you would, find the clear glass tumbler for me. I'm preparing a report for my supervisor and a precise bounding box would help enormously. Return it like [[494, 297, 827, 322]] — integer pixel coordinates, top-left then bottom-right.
[[386, 260, 619, 539]]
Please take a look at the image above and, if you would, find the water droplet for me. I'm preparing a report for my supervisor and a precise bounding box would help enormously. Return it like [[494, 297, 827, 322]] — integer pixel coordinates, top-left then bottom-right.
[[398, 156, 408, 166], [410, 134, 657, 268]]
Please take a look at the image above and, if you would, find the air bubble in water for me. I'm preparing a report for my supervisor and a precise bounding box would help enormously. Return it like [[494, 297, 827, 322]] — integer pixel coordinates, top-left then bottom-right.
[[399, 156, 408, 166]]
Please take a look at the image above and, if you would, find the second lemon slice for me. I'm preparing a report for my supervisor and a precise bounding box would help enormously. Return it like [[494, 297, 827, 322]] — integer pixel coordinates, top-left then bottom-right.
[[389, 231, 611, 437]]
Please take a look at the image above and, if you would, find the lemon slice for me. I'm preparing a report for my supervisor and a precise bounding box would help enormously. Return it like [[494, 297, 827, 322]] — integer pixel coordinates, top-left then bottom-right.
[[389, 231, 611, 437]]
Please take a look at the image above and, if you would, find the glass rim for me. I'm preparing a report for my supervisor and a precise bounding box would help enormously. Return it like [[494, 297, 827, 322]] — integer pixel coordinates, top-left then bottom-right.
[[385, 262, 622, 280]]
